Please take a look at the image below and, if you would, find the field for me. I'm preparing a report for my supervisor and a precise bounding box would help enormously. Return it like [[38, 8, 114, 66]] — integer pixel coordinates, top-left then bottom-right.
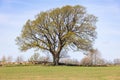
[[0, 66, 120, 80]]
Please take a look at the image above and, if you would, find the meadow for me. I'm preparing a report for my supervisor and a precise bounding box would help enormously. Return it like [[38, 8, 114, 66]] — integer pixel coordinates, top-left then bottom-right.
[[0, 66, 120, 80]]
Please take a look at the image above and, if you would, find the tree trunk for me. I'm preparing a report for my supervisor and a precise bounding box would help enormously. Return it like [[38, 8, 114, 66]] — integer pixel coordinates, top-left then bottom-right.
[[53, 54, 59, 66]]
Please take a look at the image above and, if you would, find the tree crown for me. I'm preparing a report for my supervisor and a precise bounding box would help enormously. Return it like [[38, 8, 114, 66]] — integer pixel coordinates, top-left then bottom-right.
[[16, 5, 97, 54]]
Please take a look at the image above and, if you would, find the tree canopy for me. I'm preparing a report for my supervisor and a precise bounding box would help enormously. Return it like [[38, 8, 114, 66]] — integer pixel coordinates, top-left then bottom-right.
[[16, 5, 97, 65]]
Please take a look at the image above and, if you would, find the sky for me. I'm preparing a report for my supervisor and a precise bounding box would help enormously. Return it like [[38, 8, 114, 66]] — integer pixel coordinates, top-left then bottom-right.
[[0, 0, 120, 61]]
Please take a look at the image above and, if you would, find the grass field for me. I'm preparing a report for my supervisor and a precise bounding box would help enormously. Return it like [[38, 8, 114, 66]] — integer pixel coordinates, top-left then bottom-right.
[[0, 66, 120, 80]]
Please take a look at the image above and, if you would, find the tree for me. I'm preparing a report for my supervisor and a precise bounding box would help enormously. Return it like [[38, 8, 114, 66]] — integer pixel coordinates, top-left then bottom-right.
[[88, 49, 99, 65], [114, 58, 120, 65], [81, 49, 105, 66], [81, 56, 91, 66], [59, 49, 70, 59], [28, 53, 41, 62], [1, 56, 7, 65], [16, 5, 97, 65], [7, 56, 13, 63], [16, 56, 24, 63], [43, 52, 51, 62]]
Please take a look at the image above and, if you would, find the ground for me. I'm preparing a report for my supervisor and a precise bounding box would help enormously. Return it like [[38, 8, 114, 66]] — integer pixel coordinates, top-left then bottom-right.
[[0, 66, 120, 80]]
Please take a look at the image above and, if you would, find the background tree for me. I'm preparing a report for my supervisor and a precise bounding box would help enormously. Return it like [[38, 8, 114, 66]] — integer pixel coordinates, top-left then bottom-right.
[[7, 56, 13, 63], [80, 56, 91, 66], [28, 52, 51, 64], [81, 49, 105, 66], [59, 49, 70, 59], [88, 49, 98, 65], [16, 56, 24, 63], [43, 52, 51, 62], [1, 56, 7, 65], [28, 53, 41, 62], [16, 5, 97, 65], [114, 58, 120, 65]]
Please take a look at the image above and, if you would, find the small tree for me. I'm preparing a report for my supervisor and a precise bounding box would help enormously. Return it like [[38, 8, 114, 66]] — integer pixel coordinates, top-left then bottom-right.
[[59, 49, 70, 59], [7, 56, 13, 63], [16, 5, 97, 65], [16, 56, 24, 63], [28, 53, 40, 62], [1, 56, 7, 65], [81, 56, 91, 66], [81, 49, 105, 66], [44, 52, 51, 62], [114, 58, 120, 65]]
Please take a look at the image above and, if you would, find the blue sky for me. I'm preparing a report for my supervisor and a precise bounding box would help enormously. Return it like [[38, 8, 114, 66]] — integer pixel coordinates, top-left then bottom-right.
[[0, 0, 120, 61]]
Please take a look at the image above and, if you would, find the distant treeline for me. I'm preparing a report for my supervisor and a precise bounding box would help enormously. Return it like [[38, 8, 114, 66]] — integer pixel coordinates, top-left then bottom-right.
[[0, 52, 120, 66]]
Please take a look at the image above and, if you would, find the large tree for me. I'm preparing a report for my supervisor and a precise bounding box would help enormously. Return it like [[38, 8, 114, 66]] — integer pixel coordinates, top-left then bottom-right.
[[16, 5, 97, 65]]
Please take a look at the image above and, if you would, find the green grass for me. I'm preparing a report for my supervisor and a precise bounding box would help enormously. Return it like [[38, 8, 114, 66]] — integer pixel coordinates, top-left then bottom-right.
[[0, 66, 120, 80]]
